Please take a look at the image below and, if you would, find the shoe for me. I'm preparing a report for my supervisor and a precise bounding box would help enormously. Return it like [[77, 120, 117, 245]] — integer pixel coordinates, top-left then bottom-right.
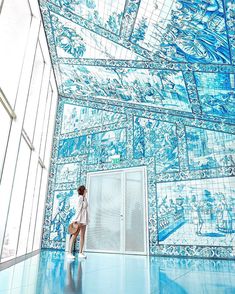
[[78, 253, 87, 259], [67, 253, 75, 259]]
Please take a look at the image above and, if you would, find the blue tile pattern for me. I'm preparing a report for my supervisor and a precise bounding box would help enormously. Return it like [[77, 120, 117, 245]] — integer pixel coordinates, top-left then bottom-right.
[[39, 0, 235, 123], [133, 117, 179, 172], [58, 128, 127, 163], [41, 97, 235, 258], [133, 0, 231, 64], [48, 0, 126, 35], [157, 177, 235, 246], [50, 189, 77, 242], [59, 64, 191, 112], [195, 72, 235, 119], [38, 0, 235, 258], [51, 13, 141, 60], [61, 103, 126, 134], [186, 126, 235, 170]]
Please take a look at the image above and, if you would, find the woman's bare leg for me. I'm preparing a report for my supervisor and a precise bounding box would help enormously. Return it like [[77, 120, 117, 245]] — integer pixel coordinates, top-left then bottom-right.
[[69, 234, 76, 253], [79, 225, 86, 253], [69, 228, 80, 253]]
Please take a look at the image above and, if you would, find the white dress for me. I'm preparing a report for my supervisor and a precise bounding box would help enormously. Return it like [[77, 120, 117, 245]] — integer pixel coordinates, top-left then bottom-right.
[[74, 195, 89, 225]]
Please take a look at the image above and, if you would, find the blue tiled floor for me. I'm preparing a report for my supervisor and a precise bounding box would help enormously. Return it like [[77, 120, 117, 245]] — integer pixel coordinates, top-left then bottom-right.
[[0, 250, 235, 293]]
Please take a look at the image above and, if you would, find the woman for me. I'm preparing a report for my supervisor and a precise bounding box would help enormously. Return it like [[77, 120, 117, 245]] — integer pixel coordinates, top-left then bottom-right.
[[67, 185, 89, 259]]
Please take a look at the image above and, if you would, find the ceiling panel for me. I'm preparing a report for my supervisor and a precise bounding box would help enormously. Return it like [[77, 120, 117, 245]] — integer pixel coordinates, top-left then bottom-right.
[[51, 12, 144, 60], [132, 0, 231, 63], [48, 0, 126, 35], [39, 0, 235, 124]]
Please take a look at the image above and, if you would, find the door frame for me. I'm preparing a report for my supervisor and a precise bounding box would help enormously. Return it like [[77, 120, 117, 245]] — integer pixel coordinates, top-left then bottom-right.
[[85, 166, 149, 255]]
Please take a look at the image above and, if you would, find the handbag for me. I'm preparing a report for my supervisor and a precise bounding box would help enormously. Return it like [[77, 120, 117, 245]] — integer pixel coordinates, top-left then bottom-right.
[[68, 221, 80, 235]]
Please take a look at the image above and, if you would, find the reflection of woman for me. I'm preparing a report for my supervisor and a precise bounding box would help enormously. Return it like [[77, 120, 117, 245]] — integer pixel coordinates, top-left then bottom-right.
[[67, 185, 89, 259], [64, 261, 83, 294]]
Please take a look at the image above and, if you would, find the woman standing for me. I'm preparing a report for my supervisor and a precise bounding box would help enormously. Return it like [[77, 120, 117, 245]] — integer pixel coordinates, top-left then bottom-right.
[[67, 185, 89, 259]]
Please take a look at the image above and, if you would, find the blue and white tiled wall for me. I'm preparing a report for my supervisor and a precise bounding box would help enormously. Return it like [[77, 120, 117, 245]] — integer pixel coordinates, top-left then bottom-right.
[[39, 0, 235, 258], [42, 96, 235, 259]]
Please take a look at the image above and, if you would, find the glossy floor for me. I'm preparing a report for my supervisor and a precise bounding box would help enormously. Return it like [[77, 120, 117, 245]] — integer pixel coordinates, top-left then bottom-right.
[[0, 250, 235, 294]]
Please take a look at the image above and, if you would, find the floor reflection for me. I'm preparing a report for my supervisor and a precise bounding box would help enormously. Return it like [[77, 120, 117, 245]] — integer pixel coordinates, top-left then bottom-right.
[[64, 260, 83, 294], [0, 250, 234, 294]]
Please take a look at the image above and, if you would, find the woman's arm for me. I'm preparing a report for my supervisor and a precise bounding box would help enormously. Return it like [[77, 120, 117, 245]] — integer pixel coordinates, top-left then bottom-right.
[[74, 196, 83, 222]]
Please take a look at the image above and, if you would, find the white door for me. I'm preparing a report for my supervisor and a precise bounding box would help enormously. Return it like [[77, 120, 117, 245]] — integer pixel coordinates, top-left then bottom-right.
[[86, 167, 148, 255]]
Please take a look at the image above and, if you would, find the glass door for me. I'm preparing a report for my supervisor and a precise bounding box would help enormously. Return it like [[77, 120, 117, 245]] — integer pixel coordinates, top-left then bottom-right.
[[86, 167, 147, 255], [86, 172, 122, 252]]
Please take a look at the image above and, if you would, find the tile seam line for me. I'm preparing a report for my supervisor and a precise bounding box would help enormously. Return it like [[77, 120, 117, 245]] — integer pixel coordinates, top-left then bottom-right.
[[173, 269, 193, 281]]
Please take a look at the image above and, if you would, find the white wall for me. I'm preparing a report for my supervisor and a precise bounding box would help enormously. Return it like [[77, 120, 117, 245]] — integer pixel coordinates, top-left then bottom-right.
[[0, 0, 58, 262]]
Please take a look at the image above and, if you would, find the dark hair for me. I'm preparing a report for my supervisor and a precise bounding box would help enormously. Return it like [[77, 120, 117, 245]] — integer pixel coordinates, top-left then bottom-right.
[[77, 185, 86, 195]]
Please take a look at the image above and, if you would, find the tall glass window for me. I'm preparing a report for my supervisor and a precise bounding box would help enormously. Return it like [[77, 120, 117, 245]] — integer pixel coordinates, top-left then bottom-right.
[[0, 0, 31, 107], [27, 164, 43, 253], [1, 138, 31, 262], [16, 159, 40, 257], [33, 168, 48, 251], [40, 83, 53, 161], [0, 0, 58, 263], [23, 44, 45, 141], [33, 66, 51, 152]]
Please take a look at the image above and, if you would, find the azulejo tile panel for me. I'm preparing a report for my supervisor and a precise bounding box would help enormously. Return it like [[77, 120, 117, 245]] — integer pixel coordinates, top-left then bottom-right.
[[194, 72, 235, 120], [58, 128, 127, 164], [50, 12, 141, 60], [42, 97, 235, 259], [50, 189, 77, 242], [56, 163, 80, 184], [133, 0, 231, 64], [48, 0, 126, 35], [61, 103, 126, 134], [186, 126, 235, 170], [133, 117, 179, 173], [59, 64, 191, 112], [157, 177, 235, 247]]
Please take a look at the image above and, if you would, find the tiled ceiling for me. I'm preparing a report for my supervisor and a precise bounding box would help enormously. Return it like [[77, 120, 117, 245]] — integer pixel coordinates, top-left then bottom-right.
[[39, 0, 235, 123]]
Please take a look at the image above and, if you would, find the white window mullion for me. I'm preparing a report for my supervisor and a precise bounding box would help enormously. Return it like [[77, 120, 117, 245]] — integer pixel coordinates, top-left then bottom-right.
[[22, 129, 34, 151], [0, 88, 16, 119]]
